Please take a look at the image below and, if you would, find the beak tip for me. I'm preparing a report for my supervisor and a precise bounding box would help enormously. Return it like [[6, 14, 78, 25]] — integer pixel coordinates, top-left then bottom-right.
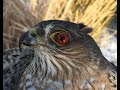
[[19, 31, 29, 48]]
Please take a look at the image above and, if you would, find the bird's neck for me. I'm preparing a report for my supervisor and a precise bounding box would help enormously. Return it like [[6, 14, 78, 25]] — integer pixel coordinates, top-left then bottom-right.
[[25, 50, 104, 81]]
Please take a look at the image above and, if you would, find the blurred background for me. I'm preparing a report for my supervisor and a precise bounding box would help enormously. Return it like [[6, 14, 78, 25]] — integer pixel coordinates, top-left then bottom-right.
[[3, 0, 117, 65]]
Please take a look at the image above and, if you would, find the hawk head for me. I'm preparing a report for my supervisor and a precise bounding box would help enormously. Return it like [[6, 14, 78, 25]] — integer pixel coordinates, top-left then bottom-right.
[[19, 20, 106, 80]]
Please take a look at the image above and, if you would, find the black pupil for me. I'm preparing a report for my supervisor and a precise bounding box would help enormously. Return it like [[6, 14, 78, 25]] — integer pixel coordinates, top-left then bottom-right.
[[60, 36, 65, 41]]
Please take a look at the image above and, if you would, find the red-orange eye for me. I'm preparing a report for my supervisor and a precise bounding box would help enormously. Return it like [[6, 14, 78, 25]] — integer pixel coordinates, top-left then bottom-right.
[[50, 32, 69, 46]]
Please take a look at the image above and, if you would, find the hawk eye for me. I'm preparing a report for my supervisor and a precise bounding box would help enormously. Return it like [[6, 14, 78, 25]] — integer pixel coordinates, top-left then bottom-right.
[[50, 31, 69, 46]]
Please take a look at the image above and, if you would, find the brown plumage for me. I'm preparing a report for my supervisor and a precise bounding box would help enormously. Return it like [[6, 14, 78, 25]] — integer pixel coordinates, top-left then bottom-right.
[[3, 20, 117, 90]]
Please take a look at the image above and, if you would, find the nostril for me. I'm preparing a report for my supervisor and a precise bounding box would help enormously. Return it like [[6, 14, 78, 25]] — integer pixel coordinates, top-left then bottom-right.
[[31, 33, 36, 37]]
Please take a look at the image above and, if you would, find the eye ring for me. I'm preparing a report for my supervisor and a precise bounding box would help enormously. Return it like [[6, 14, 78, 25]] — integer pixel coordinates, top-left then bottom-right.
[[50, 31, 70, 46]]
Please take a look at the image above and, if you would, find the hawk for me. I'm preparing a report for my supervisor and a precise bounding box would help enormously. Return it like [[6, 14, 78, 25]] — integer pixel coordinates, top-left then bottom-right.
[[3, 20, 117, 90]]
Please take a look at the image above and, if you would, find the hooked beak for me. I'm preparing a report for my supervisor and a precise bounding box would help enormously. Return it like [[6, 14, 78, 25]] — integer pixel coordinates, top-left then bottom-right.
[[19, 31, 36, 48]]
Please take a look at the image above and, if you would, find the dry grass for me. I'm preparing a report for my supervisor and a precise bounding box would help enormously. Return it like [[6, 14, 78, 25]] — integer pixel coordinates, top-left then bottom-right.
[[3, 0, 117, 49]]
